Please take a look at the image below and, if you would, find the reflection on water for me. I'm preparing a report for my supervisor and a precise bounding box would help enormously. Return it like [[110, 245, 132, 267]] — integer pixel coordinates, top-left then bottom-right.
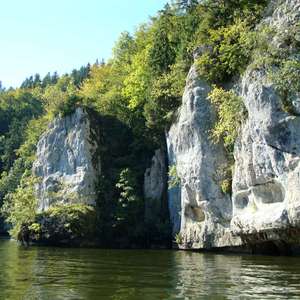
[[1, 239, 300, 299]]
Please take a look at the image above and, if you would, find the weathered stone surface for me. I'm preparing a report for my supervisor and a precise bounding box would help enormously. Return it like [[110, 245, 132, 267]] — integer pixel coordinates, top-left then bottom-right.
[[144, 149, 166, 201], [167, 66, 240, 249], [166, 139, 181, 236], [144, 149, 167, 222], [167, 0, 300, 251], [231, 0, 300, 247], [231, 72, 300, 240], [33, 108, 101, 211]]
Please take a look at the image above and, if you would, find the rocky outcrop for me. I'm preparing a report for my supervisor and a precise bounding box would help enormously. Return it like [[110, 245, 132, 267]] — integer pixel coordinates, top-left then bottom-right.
[[33, 108, 101, 211], [167, 0, 300, 252], [231, 0, 300, 247], [144, 149, 166, 202], [144, 149, 167, 222], [167, 66, 240, 249]]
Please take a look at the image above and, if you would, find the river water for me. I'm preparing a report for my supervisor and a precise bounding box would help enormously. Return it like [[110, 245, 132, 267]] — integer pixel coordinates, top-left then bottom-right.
[[1, 239, 300, 299]]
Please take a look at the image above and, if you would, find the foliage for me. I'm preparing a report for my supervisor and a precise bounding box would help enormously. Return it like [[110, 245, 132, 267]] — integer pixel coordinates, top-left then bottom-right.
[[208, 86, 246, 152], [0, 113, 49, 217], [248, 25, 279, 70], [144, 61, 186, 131], [21, 64, 91, 89], [209, 86, 246, 194], [17, 115, 50, 164], [0, 159, 28, 202], [24, 204, 97, 245], [271, 59, 300, 115], [221, 179, 232, 195], [192, 0, 268, 83], [115, 168, 142, 230], [0, 89, 43, 171], [175, 232, 183, 245], [168, 164, 181, 189], [39, 76, 79, 117], [148, 6, 177, 75], [247, 22, 300, 115], [1, 175, 38, 238], [122, 46, 152, 110], [196, 20, 253, 83]]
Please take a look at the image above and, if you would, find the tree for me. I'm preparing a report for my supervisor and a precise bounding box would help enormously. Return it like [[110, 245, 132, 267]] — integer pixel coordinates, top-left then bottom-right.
[[33, 74, 41, 87], [1, 174, 38, 238], [148, 5, 177, 75], [42, 72, 52, 87], [51, 72, 59, 84], [174, 0, 198, 12], [115, 168, 141, 229]]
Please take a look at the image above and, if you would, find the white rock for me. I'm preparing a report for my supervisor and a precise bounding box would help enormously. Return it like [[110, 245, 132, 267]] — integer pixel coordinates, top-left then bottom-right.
[[167, 0, 300, 250], [144, 149, 167, 221], [144, 149, 166, 201], [33, 108, 101, 211], [231, 0, 300, 242], [167, 66, 240, 248]]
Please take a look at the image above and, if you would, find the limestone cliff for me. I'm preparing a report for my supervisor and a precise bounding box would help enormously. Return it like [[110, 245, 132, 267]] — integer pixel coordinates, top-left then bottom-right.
[[231, 0, 300, 246], [33, 108, 101, 211], [144, 149, 167, 221], [167, 0, 300, 252], [167, 65, 240, 249]]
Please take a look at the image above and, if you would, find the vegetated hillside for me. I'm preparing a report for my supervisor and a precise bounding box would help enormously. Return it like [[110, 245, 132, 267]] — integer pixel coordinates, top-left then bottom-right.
[[2, 0, 297, 249]]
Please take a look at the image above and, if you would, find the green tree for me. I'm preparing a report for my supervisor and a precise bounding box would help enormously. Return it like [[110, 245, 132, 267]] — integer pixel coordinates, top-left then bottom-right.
[[1, 174, 38, 238]]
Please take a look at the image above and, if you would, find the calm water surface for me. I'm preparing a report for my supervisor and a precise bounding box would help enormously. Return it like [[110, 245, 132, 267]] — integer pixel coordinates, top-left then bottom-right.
[[1, 239, 300, 299]]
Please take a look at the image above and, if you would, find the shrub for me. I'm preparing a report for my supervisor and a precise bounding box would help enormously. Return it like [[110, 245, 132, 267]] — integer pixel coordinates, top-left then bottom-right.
[[208, 86, 246, 152], [215, 163, 233, 195], [1, 175, 38, 238], [115, 168, 142, 228], [168, 164, 181, 189], [221, 179, 232, 195], [175, 232, 183, 245], [270, 59, 300, 115], [195, 20, 253, 83], [24, 204, 97, 245]]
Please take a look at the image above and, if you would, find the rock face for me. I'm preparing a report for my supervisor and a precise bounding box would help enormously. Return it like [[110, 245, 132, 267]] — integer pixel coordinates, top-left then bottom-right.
[[33, 108, 101, 211], [167, 66, 239, 249], [144, 149, 167, 222], [231, 69, 300, 248], [167, 0, 300, 252], [144, 149, 166, 201], [231, 0, 300, 248], [166, 140, 181, 235]]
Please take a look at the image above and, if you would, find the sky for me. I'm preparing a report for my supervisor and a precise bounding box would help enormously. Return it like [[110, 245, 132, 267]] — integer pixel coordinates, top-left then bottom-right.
[[0, 0, 167, 88]]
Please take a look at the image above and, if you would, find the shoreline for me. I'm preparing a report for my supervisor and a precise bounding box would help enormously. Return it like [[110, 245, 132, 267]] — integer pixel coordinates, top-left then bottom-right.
[[2, 236, 300, 257]]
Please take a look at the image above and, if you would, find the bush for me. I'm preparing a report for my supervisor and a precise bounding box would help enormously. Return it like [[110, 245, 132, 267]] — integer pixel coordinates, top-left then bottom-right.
[[115, 168, 142, 227], [168, 164, 181, 189], [208, 86, 246, 152], [1, 175, 38, 239], [175, 232, 183, 245], [221, 179, 232, 195], [195, 20, 253, 83], [23, 204, 97, 246], [271, 59, 300, 115]]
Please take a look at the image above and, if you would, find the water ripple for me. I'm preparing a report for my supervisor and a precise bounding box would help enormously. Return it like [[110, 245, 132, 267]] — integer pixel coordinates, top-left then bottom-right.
[[1, 240, 300, 299]]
